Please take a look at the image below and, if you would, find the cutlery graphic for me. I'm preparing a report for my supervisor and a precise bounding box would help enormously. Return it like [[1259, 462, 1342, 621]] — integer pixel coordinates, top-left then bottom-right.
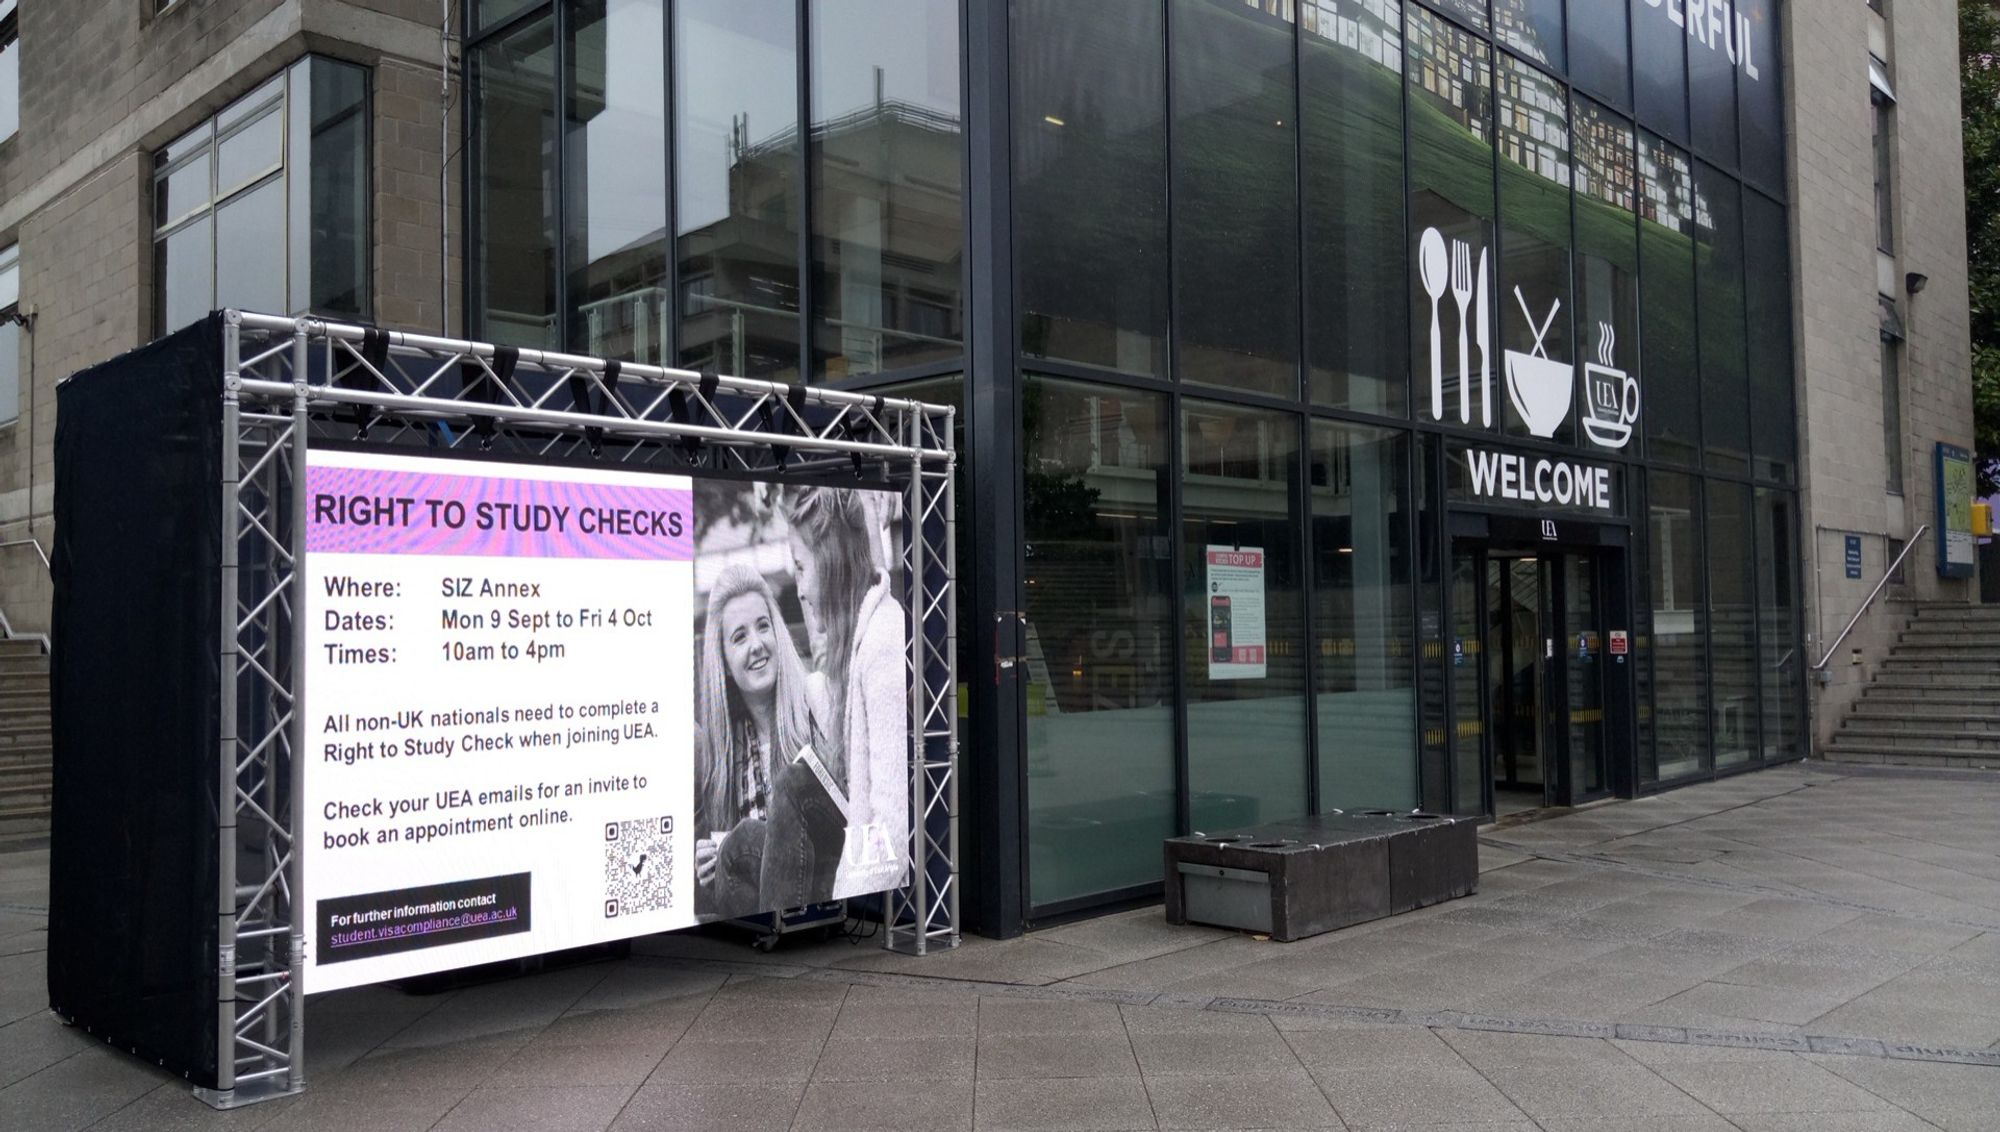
[[1419, 228, 1448, 420], [1451, 239, 1473, 423], [1474, 246, 1490, 427]]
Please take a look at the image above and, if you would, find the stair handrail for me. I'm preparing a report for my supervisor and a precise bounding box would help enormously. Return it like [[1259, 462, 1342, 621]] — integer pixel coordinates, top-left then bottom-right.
[[0, 538, 52, 653], [1811, 524, 1928, 672], [0, 537, 50, 573]]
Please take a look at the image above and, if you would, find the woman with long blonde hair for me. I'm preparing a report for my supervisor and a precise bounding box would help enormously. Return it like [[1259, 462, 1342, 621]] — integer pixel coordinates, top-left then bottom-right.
[[692, 564, 816, 917]]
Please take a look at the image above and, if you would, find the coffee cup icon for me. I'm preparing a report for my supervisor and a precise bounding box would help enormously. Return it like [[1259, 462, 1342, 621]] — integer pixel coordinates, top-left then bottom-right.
[[1581, 322, 1638, 449]]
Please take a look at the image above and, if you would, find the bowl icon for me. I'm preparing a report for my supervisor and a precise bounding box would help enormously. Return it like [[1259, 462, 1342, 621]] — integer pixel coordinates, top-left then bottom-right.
[[1504, 350, 1573, 438]]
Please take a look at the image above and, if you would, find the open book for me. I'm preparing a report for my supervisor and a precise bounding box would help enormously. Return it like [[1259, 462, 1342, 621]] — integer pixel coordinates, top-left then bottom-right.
[[788, 743, 850, 824]]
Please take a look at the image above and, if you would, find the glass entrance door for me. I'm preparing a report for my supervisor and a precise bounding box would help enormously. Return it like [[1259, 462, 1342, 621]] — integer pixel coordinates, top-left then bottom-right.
[[1452, 544, 1612, 816]]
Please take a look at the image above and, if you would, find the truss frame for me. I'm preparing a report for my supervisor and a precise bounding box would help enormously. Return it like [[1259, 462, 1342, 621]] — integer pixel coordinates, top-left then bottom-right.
[[198, 310, 958, 1107]]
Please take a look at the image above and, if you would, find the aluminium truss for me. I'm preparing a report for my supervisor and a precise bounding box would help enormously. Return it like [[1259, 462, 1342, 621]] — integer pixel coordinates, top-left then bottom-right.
[[201, 310, 958, 1107]]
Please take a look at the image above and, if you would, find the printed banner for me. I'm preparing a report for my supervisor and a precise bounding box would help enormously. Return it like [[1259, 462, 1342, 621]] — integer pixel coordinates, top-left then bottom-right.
[[302, 449, 909, 991]]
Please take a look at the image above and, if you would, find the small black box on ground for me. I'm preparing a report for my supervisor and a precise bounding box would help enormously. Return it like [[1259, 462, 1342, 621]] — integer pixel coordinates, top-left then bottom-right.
[[1163, 813, 1478, 942]]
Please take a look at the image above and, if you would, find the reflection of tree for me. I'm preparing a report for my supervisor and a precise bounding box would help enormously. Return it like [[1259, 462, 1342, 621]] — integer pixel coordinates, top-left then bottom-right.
[[692, 477, 770, 549], [1022, 381, 1104, 543]]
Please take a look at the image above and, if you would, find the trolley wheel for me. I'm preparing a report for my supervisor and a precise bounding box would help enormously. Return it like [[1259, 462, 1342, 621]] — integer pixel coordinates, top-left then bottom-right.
[[752, 933, 779, 953]]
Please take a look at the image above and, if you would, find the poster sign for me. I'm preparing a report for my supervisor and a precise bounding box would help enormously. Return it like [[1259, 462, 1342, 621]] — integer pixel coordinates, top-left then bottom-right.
[[1205, 547, 1267, 680], [1844, 535, 1864, 580], [302, 450, 909, 991], [1936, 443, 1976, 578]]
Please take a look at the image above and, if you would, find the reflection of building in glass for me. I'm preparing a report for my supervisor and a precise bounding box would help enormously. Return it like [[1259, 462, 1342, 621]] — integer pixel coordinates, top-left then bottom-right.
[[1639, 141, 1697, 233], [1409, 7, 1490, 138], [1497, 56, 1569, 186], [1301, 0, 1403, 72], [581, 97, 963, 377], [1491, 0, 1555, 69], [1575, 103, 1636, 212]]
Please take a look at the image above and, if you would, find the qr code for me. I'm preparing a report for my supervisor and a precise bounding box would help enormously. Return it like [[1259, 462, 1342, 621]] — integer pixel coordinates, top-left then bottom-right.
[[603, 816, 674, 918]]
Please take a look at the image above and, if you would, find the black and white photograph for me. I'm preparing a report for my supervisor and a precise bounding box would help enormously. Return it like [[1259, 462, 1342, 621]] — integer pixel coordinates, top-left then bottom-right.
[[690, 479, 911, 921]]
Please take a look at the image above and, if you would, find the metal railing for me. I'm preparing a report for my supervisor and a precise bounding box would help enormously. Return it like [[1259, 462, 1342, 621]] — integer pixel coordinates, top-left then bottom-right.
[[0, 537, 52, 653], [1812, 524, 1929, 672]]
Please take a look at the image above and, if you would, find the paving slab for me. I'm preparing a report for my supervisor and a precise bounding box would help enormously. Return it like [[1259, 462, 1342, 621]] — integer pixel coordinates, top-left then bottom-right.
[[1142, 1068, 1342, 1129], [972, 1076, 1156, 1131]]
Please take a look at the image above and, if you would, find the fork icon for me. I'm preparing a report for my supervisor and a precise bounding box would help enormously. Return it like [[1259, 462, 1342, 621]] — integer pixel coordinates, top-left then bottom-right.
[[1450, 240, 1474, 424]]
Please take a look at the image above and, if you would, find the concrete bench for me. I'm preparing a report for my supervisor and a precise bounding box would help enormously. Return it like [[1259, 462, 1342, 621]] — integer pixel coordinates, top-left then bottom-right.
[[1163, 812, 1478, 942]]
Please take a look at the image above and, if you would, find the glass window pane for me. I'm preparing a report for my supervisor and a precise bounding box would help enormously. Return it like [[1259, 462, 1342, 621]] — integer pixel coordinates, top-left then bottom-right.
[[1695, 162, 1748, 474], [156, 152, 213, 233], [1183, 400, 1308, 829], [1568, 0, 1630, 110], [302, 58, 370, 318], [1432, 0, 1487, 35], [1755, 487, 1802, 764], [567, 0, 668, 363], [217, 74, 283, 131], [1015, 0, 1168, 377], [0, 32, 17, 142], [1630, 0, 1687, 144], [1496, 55, 1572, 445], [1647, 470, 1707, 781], [1574, 98, 1640, 455], [676, 0, 800, 380], [1686, 0, 1737, 164], [1023, 376, 1176, 907], [0, 321, 17, 425], [476, 0, 543, 34], [472, 14, 560, 350], [1736, 0, 1782, 191], [0, 243, 17, 309], [217, 106, 283, 196], [1173, 0, 1299, 398], [1640, 132, 1698, 465], [214, 177, 287, 315], [1408, 6, 1493, 431], [1303, 0, 1407, 414], [1745, 191, 1793, 483], [1311, 421, 1414, 808], [156, 214, 213, 333], [1707, 480, 1756, 768], [809, 0, 963, 379], [1495, 0, 1563, 72], [1413, 438, 1454, 815]]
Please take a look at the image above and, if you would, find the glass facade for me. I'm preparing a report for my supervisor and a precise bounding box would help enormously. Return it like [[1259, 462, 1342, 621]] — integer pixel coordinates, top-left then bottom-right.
[[466, 0, 1806, 924], [153, 57, 370, 334], [472, 0, 963, 378]]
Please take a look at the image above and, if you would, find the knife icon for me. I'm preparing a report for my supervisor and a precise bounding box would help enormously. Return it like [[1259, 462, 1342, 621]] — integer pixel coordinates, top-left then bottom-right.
[[1474, 246, 1491, 427]]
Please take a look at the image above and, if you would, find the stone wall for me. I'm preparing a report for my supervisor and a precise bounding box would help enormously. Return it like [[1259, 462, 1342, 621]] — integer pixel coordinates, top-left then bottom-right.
[[0, 0, 455, 633], [1790, 0, 1977, 751]]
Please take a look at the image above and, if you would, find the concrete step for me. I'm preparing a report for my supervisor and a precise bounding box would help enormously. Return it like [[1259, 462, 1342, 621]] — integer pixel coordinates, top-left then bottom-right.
[[1856, 680, 2000, 696], [1820, 748, 2000, 769], [0, 638, 47, 658], [0, 764, 50, 787], [0, 779, 51, 810], [1913, 603, 2000, 619], [1844, 709, 2000, 731], [0, 806, 49, 834], [1882, 649, 2000, 663], [1832, 726, 2000, 752], [1897, 631, 2000, 646]]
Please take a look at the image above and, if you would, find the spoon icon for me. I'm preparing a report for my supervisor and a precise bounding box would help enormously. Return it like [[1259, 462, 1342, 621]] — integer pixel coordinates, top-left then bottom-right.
[[1418, 228, 1448, 421]]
